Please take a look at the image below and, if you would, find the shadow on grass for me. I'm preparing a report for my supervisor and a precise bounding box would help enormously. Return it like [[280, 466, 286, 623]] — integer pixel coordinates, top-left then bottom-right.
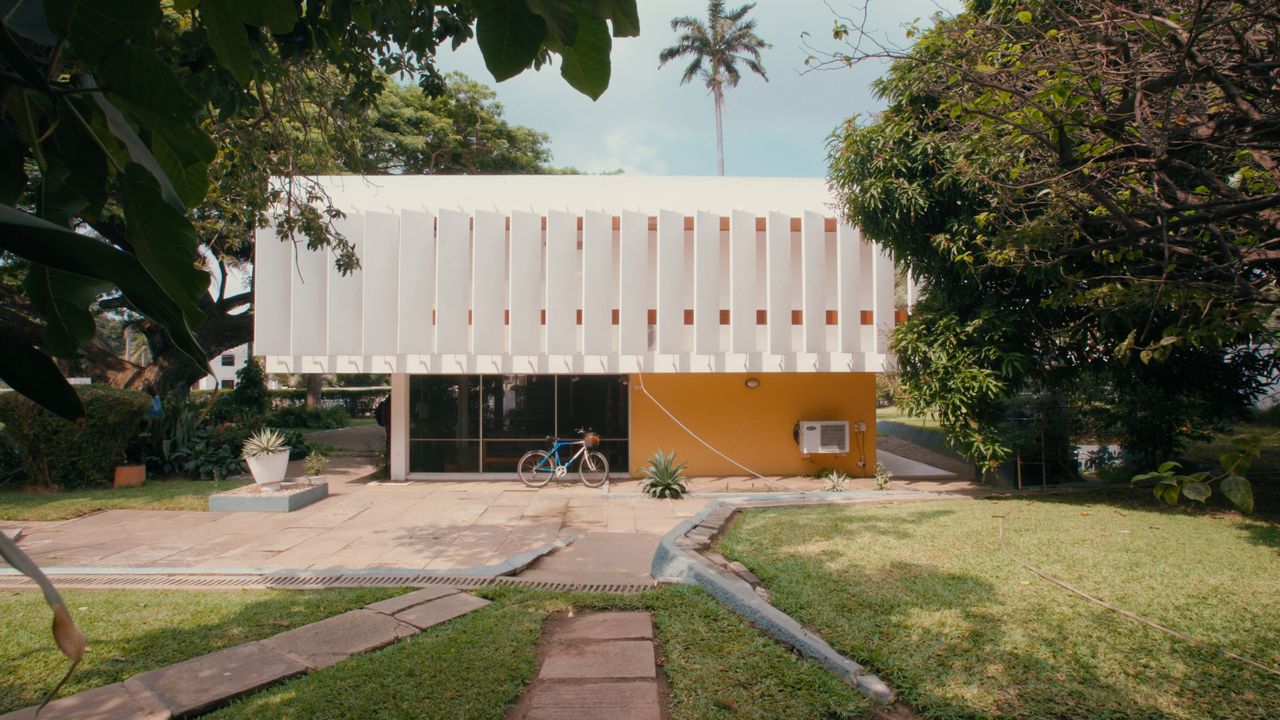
[[983, 487, 1280, 550], [754, 506, 959, 542], [1, 588, 394, 714]]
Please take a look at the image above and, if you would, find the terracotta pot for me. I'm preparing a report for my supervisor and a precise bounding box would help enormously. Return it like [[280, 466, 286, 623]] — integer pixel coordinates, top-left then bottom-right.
[[114, 464, 145, 488], [245, 449, 290, 490]]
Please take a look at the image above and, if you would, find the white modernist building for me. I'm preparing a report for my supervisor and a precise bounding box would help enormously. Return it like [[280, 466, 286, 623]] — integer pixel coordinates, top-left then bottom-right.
[[254, 176, 901, 480]]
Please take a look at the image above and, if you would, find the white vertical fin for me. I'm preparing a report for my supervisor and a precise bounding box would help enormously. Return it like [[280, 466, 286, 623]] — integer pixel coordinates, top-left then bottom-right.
[[801, 210, 826, 352], [766, 211, 791, 353], [362, 211, 400, 356], [397, 209, 434, 355], [837, 222, 862, 353], [253, 222, 291, 356], [545, 210, 577, 355], [618, 210, 648, 355], [508, 210, 542, 356], [694, 210, 720, 355], [435, 209, 469, 353], [582, 210, 613, 355], [471, 210, 505, 355], [656, 209, 685, 354]]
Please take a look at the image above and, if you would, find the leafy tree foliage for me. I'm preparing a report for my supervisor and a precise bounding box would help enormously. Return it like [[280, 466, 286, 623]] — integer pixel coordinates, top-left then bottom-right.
[[0, 0, 637, 419], [826, 0, 1279, 484], [658, 1, 769, 176]]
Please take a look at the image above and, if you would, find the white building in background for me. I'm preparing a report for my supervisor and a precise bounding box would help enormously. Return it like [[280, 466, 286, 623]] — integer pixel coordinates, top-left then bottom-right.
[[194, 343, 249, 391]]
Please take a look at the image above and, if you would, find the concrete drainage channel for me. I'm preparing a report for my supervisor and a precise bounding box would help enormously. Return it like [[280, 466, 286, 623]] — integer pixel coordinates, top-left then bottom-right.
[[652, 490, 962, 707]]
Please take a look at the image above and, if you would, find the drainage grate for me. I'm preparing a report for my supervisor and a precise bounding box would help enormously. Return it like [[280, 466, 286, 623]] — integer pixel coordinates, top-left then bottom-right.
[[0, 573, 654, 594]]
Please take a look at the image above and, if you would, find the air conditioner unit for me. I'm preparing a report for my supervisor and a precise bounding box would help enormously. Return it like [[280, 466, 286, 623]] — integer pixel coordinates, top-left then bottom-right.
[[797, 420, 849, 455]]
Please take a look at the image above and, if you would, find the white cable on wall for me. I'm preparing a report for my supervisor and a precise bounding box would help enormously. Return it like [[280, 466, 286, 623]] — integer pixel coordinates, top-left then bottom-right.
[[635, 371, 769, 480]]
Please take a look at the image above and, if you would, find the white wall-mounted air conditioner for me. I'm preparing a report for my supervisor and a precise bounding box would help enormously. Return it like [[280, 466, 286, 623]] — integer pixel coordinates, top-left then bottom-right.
[[797, 420, 849, 455]]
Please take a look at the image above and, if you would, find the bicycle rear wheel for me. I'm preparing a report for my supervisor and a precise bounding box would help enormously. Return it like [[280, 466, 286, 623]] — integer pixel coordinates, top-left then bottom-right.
[[578, 450, 610, 487], [517, 450, 554, 487]]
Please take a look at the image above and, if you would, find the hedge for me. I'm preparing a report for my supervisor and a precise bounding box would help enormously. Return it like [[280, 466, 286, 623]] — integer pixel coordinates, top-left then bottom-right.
[[191, 387, 389, 418], [0, 386, 151, 489]]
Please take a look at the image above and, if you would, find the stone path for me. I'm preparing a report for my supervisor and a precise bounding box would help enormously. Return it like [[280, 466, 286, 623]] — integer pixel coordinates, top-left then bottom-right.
[[0, 586, 489, 720], [507, 611, 663, 720]]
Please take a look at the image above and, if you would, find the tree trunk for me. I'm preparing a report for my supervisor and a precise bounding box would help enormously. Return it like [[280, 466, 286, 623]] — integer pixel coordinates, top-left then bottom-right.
[[305, 374, 323, 409], [713, 84, 725, 176]]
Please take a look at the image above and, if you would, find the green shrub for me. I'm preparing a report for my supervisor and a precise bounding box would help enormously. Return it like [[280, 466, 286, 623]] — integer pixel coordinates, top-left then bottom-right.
[[264, 405, 349, 429], [0, 431, 23, 488], [641, 449, 688, 499], [232, 358, 269, 414], [0, 386, 150, 489]]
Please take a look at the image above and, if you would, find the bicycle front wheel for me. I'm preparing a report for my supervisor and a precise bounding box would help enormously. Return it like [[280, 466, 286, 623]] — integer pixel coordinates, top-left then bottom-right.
[[517, 450, 554, 487], [578, 450, 610, 488]]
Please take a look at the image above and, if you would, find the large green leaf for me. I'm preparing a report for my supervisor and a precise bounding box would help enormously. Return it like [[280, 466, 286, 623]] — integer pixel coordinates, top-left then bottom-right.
[[153, 136, 211, 208], [527, 0, 577, 45], [0, 0, 59, 45], [120, 164, 210, 329], [474, 0, 548, 82], [48, 98, 109, 214], [97, 43, 216, 168], [1180, 481, 1211, 502], [0, 204, 210, 373], [24, 266, 111, 359], [1220, 475, 1254, 514], [200, 1, 253, 85], [594, 0, 639, 37], [551, 11, 611, 100], [0, 337, 85, 422], [83, 76, 184, 210], [44, 0, 159, 63]]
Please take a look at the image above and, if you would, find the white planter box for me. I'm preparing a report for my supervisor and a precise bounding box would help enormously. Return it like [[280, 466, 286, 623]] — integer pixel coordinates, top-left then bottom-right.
[[245, 449, 290, 490]]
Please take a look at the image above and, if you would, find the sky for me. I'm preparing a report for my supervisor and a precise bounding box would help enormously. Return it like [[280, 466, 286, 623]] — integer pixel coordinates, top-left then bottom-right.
[[432, 0, 960, 178]]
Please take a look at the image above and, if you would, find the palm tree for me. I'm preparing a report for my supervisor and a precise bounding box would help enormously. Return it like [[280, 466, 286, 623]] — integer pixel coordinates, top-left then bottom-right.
[[659, 1, 770, 176]]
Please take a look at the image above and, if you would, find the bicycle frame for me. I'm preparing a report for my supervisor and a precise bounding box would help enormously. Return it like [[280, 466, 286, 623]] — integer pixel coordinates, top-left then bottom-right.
[[540, 439, 588, 477]]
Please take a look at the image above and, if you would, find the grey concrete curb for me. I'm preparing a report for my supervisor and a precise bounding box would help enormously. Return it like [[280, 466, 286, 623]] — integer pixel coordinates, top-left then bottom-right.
[[0, 532, 585, 579], [650, 492, 957, 706]]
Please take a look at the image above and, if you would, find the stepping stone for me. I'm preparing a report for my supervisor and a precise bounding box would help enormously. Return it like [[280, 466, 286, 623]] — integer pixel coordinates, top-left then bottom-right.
[[365, 586, 459, 615], [0, 682, 167, 720], [123, 642, 305, 717], [523, 680, 661, 720], [261, 609, 417, 669], [393, 592, 490, 630], [556, 612, 653, 641], [538, 640, 655, 680]]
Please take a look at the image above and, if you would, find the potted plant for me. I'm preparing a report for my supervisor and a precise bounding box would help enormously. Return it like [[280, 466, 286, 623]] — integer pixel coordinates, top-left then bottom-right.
[[302, 450, 328, 486], [242, 428, 290, 491], [114, 433, 147, 488]]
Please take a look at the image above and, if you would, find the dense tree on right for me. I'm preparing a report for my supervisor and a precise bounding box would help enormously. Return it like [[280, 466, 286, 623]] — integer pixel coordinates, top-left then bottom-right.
[[828, 0, 1280, 499]]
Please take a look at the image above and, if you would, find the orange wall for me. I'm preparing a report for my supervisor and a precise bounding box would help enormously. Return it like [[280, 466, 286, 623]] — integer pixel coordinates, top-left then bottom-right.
[[629, 373, 877, 477]]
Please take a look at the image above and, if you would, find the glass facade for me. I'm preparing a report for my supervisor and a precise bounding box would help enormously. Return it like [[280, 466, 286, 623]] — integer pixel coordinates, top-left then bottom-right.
[[408, 374, 628, 473]]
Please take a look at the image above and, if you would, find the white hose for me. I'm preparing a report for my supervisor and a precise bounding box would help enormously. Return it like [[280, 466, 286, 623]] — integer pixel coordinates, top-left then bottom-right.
[[635, 370, 769, 480]]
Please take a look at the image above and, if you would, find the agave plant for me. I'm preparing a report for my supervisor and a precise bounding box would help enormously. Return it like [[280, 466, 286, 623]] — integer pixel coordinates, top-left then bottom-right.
[[641, 449, 688, 499], [242, 428, 288, 458]]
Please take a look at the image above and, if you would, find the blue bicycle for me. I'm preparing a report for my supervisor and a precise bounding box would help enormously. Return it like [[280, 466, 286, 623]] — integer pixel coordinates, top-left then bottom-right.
[[517, 429, 610, 488]]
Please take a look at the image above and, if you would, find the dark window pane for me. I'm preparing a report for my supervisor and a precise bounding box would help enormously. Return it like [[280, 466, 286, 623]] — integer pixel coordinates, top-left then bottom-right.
[[220, 354, 235, 367], [481, 439, 549, 472], [557, 375, 628, 438], [409, 375, 480, 440], [409, 440, 479, 472], [482, 375, 555, 439], [594, 440, 629, 472]]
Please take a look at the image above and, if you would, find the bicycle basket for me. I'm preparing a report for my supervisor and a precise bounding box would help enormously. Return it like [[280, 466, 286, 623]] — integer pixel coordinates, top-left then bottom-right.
[[582, 432, 600, 448]]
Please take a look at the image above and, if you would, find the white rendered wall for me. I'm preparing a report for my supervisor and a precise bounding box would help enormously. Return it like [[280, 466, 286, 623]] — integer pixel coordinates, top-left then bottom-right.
[[255, 176, 896, 375]]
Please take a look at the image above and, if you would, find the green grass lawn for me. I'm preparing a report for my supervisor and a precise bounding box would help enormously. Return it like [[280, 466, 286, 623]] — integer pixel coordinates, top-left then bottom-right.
[[719, 492, 1280, 720], [0, 587, 404, 714], [0, 478, 251, 521], [208, 585, 867, 720], [876, 406, 941, 430]]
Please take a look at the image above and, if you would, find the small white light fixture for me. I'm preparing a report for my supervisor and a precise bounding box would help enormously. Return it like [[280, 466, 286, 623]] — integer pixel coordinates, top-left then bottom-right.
[[744, 377, 761, 389]]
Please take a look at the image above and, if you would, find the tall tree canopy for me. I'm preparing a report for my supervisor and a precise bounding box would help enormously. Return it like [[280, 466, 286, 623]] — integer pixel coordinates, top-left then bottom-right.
[[658, 1, 769, 176], [0, 0, 638, 420], [827, 0, 1279, 481]]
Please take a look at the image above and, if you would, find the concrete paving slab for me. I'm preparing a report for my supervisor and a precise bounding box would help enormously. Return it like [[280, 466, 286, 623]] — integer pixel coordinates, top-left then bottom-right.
[[537, 640, 655, 680], [365, 586, 459, 615], [519, 532, 661, 585], [522, 681, 661, 720], [0, 682, 168, 720], [260, 609, 417, 669], [123, 642, 305, 717], [556, 612, 653, 641], [393, 592, 490, 629]]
